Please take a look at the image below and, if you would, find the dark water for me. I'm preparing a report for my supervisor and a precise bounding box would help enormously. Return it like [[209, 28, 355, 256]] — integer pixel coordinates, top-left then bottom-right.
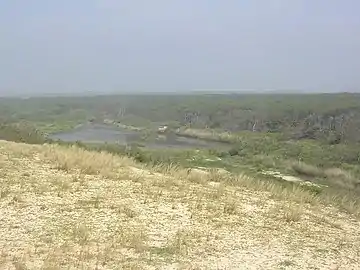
[[49, 124, 228, 150], [50, 124, 141, 144]]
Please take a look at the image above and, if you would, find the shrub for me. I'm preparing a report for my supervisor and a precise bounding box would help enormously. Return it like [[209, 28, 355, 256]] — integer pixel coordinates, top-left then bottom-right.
[[0, 122, 48, 144], [228, 148, 239, 156]]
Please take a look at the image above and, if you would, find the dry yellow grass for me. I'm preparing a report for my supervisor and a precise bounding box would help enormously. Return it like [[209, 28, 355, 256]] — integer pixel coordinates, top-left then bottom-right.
[[0, 140, 360, 269], [290, 161, 360, 192], [291, 161, 326, 178]]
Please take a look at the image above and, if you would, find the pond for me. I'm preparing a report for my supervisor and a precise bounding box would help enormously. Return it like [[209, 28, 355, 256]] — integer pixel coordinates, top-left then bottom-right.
[[49, 124, 229, 150], [49, 124, 141, 144]]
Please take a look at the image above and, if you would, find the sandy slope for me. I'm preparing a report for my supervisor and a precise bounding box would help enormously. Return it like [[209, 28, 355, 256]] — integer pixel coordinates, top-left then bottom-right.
[[0, 140, 359, 270]]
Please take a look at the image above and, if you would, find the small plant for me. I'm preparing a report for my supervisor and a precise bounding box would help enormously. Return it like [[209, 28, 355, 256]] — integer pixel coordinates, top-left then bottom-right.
[[283, 204, 303, 223], [52, 177, 71, 193], [119, 205, 137, 218], [223, 199, 238, 215], [0, 188, 10, 199], [115, 226, 148, 253], [210, 183, 225, 199], [12, 260, 28, 270], [278, 259, 295, 268], [165, 230, 189, 255], [72, 224, 90, 246]]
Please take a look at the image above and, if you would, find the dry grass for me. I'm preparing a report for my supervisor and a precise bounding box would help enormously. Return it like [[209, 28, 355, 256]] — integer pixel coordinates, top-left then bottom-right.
[[291, 161, 360, 192], [324, 168, 360, 189], [0, 140, 360, 269], [291, 161, 325, 178]]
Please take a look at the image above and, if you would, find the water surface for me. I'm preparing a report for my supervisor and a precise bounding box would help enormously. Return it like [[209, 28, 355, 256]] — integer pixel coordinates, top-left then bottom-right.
[[50, 124, 229, 150]]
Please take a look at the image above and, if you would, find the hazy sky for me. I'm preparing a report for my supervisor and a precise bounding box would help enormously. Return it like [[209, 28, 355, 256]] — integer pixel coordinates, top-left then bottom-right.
[[1, 1, 359, 95]]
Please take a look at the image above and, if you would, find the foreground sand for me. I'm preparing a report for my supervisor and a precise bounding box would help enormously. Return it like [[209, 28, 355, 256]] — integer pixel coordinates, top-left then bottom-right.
[[0, 140, 359, 269]]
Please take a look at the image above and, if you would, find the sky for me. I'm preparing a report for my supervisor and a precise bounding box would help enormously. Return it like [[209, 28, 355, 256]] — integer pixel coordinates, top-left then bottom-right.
[[0, 0, 360, 96]]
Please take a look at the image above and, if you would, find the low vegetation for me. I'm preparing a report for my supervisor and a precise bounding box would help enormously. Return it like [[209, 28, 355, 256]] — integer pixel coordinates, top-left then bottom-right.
[[0, 122, 48, 144], [0, 140, 359, 269]]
